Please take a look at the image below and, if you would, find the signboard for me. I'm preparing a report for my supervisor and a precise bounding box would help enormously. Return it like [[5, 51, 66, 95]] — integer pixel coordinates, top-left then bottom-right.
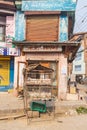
[[26, 53, 59, 61], [0, 48, 4, 55], [8, 48, 20, 56], [61, 66, 67, 74], [22, 0, 76, 11], [0, 48, 20, 56]]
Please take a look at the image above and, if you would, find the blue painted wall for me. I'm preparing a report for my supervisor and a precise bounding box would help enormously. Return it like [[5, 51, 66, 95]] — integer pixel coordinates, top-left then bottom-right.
[[59, 14, 68, 41], [22, 0, 76, 11], [9, 57, 14, 89], [0, 57, 14, 92], [15, 11, 25, 41]]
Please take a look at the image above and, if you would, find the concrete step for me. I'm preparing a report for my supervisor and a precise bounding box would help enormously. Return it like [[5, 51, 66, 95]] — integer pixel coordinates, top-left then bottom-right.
[[0, 114, 26, 120], [0, 109, 24, 117]]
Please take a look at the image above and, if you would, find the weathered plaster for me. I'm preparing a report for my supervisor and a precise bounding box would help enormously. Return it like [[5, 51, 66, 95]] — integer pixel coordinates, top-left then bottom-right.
[[59, 15, 68, 41], [14, 56, 26, 88], [14, 53, 68, 100], [26, 53, 59, 61], [15, 11, 25, 41], [0, 16, 15, 48], [58, 54, 67, 100], [6, 16, 15, 37]]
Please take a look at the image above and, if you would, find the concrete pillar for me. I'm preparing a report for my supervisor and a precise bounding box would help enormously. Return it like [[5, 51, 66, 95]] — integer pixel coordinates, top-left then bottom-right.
[[58, 54, 67, 100]]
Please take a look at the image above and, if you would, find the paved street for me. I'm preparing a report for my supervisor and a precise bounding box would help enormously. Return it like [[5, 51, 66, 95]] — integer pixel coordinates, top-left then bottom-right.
[[0, 114, 87, 130]]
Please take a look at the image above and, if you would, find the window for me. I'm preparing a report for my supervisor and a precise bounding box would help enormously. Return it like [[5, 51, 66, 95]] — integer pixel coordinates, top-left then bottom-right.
[[75, 53, 82, 61], [0, 16, 6, 42], [0, 25, 5, 42], [75, 65, 81, 71]]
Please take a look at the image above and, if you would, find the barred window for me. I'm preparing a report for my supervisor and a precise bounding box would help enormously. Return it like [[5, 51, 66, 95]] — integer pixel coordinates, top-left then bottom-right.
[[75, 65, 81, 71]]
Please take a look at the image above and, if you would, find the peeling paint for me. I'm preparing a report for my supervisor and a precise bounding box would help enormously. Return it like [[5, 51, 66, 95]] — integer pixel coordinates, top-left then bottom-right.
[[15, 11, 25, 41], [22, 0, 76, 11], [59, 15, 68, 41]]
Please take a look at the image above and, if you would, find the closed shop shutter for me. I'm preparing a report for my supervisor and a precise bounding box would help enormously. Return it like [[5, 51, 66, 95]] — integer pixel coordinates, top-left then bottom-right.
[[0, 60, 10, 86], [26, 15, 59, 41]]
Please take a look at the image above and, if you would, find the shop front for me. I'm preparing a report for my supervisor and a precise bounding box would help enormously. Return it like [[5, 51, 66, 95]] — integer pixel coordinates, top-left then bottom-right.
[[13, 41, 80, 100], [0, 47, 20, 91], [0, 56, 14, 91]]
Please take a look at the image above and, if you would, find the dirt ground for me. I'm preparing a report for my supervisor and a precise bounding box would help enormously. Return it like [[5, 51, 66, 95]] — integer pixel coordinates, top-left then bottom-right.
[[0, 114, 87, 130], [0, 83, 87, 130]]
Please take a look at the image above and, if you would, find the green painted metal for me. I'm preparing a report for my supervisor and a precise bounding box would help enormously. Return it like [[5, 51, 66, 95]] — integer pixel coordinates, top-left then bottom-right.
[[30, 101, 46, 113]]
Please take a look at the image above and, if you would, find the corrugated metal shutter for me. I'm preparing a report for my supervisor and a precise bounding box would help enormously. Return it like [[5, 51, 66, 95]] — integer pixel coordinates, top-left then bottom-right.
[[26, 15, 59, 41]]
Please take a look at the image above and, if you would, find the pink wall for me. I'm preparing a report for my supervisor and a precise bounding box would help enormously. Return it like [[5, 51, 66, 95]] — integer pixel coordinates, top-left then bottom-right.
[[6, 16, 15, 37], [0, 16, 15, 48]]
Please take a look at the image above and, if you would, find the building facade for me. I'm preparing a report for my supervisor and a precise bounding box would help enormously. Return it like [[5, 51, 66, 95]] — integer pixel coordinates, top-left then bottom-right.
[[72, 0, 87, 81], [13, 0, 80, 100], [72, 34, 87, 81], [0, 1, 20, 91]]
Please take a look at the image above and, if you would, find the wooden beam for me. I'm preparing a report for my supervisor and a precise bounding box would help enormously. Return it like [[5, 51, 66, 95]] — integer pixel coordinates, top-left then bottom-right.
[[25, 11, 61, 15], [73, 32, 87, 36]]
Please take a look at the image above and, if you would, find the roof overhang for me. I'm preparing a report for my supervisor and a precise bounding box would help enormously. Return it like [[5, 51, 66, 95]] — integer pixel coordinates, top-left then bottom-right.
[[0, 9, 15, 16], [70, 34, 83, 42], [12, 41, 80, 46], [73, 32, 87, 35], [25, 64, 54, 73], [0, 1, 16, 12], [12, 41, 81, 63]]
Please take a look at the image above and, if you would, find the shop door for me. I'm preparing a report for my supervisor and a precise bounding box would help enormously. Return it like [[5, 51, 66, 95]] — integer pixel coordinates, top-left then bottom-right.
[[0, 60, 10, 86]]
